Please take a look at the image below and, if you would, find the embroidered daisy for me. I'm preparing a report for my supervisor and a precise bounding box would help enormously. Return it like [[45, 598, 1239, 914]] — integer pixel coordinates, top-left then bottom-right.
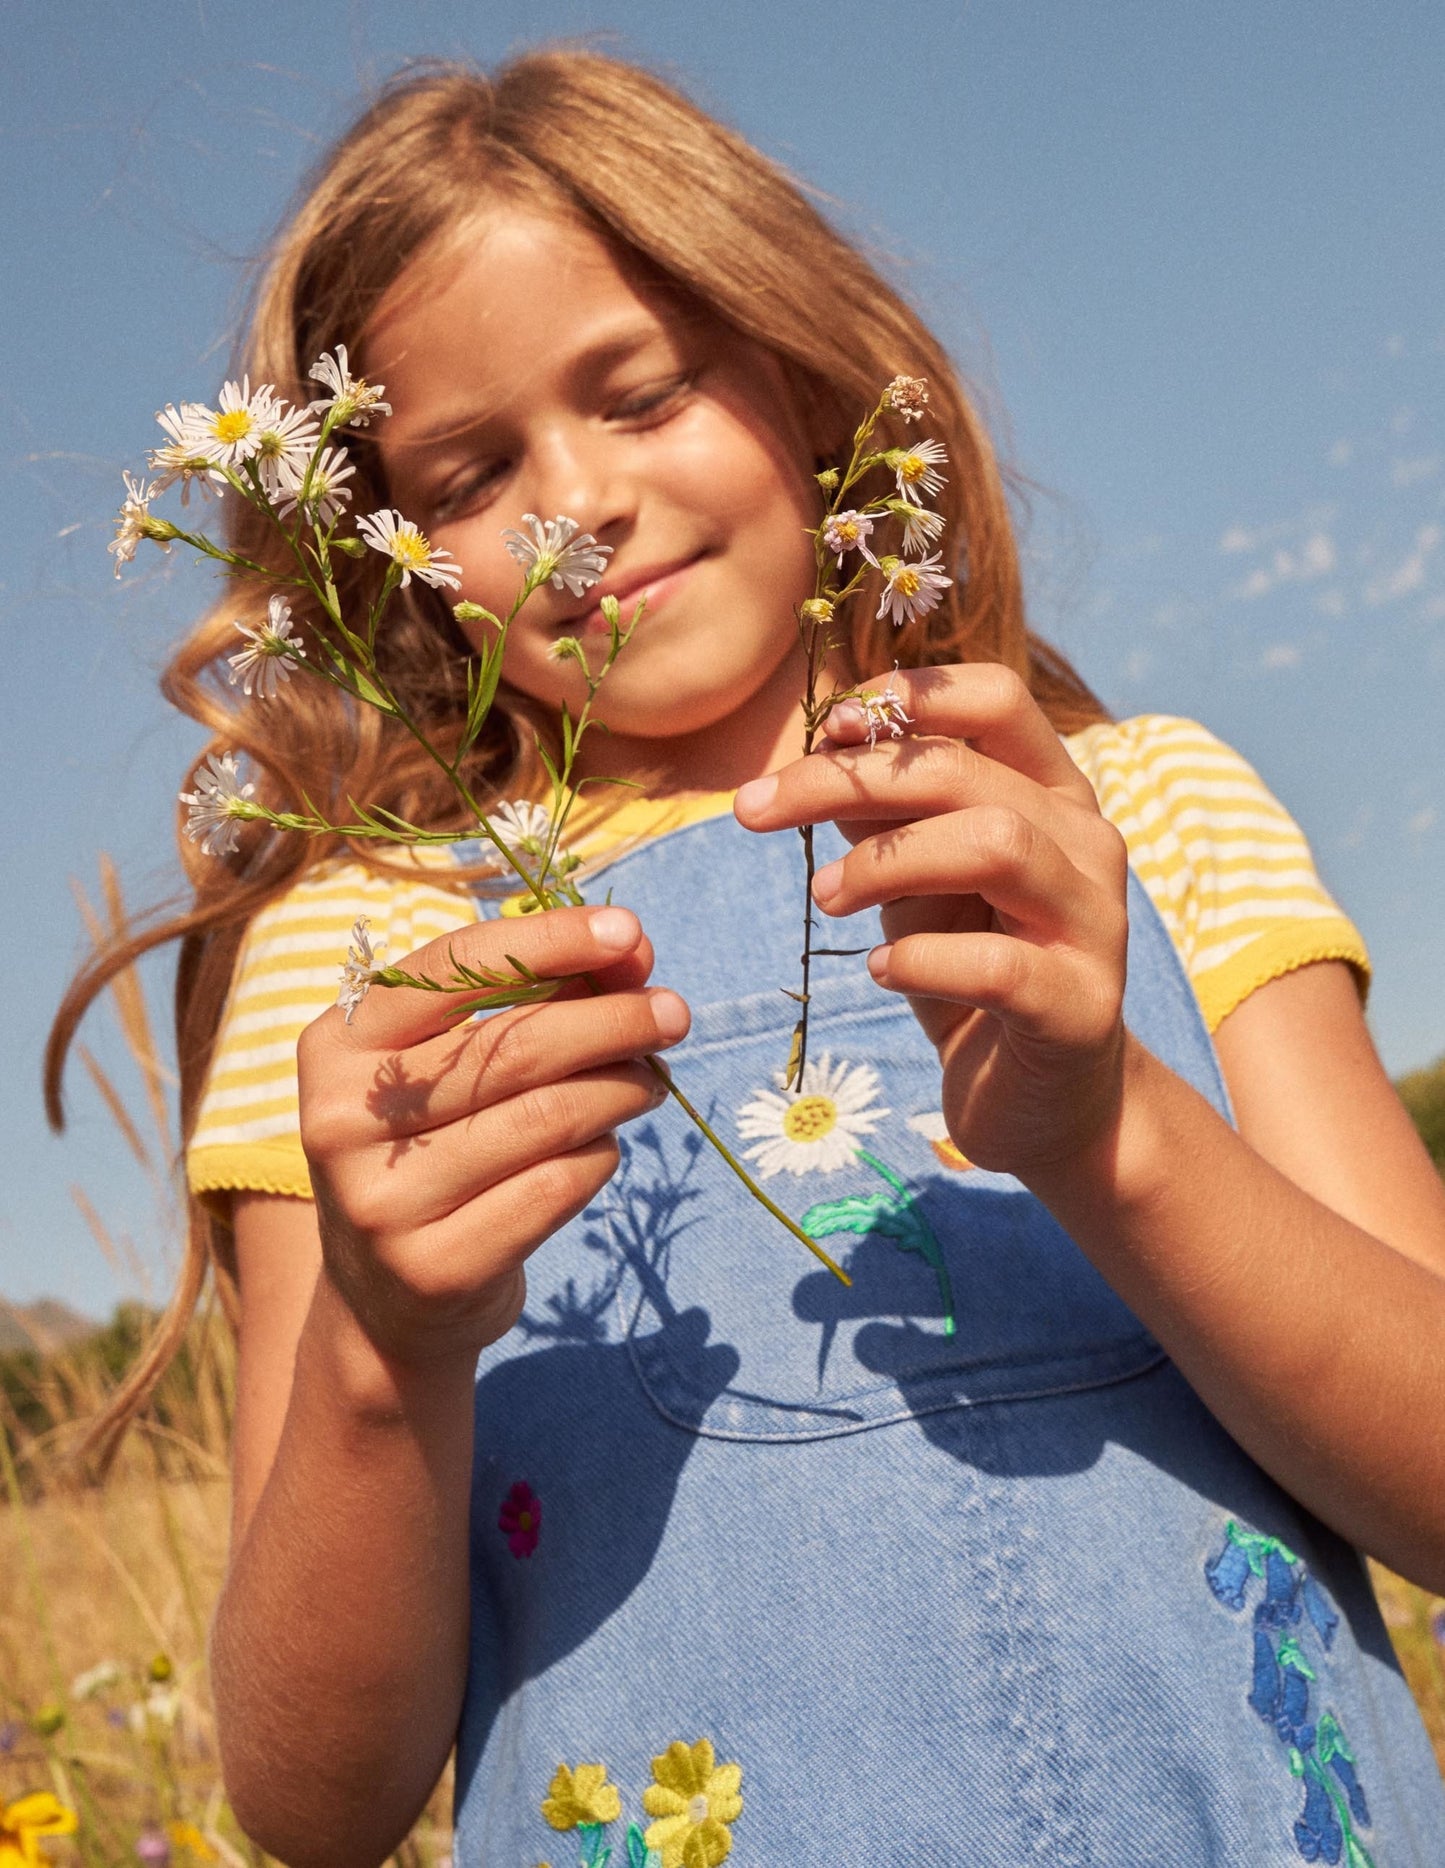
[[308, 344, 392, 426], [337, 915, 384, 1022], [501, 513, 611, 597], [188, 377, 281, 469], [276, 444, 355, 528], [858, 668, 913, 748], [642, 1739, 743, 1868], [149, 402, 228, 502], [178, 751, 256, 857], [736, 1052, 889, 1179], [876, 552, 953, 629], [885, 373, 930, 421], [356, 507, 463, 589], [107, 472, 162, 577], [252, 400, 322, 498], [887, 437, 948, 505], [907, 1110, 973, 1172], [820, 509, 878, 567], [227, 595, 305, 698]]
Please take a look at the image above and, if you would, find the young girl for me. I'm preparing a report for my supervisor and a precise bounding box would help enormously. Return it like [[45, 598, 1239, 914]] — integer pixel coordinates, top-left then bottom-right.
[[50, 49, 1445, 1867]]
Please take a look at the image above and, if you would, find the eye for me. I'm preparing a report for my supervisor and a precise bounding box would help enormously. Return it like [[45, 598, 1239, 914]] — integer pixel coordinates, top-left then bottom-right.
[[430, 458, 508, 522], [609, 370, 697, 424]]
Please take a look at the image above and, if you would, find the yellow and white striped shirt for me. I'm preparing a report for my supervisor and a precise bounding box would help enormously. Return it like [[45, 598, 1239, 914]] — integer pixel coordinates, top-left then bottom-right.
[[188, 716, 1369, 1206]]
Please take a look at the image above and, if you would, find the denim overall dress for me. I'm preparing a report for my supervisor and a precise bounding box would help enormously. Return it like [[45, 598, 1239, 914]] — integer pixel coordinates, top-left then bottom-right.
[[451, 813, 1445, 1866]]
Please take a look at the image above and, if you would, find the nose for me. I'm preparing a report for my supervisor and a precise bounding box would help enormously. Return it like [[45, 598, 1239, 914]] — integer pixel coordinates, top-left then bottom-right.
[[529, 420, 637, 548]]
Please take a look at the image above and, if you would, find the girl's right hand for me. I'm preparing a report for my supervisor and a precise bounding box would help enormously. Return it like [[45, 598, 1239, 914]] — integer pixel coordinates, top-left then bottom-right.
[[296, 904, 687, 1370]]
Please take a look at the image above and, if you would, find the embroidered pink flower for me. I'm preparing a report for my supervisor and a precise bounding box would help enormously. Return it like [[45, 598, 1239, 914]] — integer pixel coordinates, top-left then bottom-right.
[[499, 1480, 542, 1558]]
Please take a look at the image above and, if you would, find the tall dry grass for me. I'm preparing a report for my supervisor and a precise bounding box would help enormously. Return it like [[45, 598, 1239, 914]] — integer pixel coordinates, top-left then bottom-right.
[[4, 864, 1442, 1864]]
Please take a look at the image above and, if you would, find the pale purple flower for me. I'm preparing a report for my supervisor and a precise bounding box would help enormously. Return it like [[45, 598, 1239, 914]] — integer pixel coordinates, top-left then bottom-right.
[[179, 751, 255, 857], [308, 345, 392, 426], [275, 444, 355, 528], [107, 472, 162, 577], [253, 399, 322, 498], [188, 376, 282, 469], [148, 403, 226, 503], [858, 668, 914, 747], [501, 513, 611, 597], [227, 595, 305, 698], [897, 501, 945, 556], [820, 510, 878, 568], [876, 552, 953, 629], [889, 437, 948, 506], [356, 508, 463, 589], [337, 916, 384, 1023]]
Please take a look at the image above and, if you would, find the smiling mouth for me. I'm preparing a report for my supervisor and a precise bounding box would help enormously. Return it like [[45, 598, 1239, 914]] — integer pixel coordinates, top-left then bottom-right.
[[563, 553, 705, 634]]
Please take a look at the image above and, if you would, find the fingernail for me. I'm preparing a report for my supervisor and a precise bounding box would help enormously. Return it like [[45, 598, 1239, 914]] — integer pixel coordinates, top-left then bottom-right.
[[825, 699, 864, 736], [867, 943, 893, 982], [590, 906, 640, 951], [649, 989, 690, 1041], [733, 773, 778, 819], [812, 860, 842, 904]]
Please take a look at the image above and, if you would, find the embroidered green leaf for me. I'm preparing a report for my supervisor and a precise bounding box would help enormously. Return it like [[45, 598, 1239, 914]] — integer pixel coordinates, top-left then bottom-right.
[[1276, 1636, 1316, 1680], [1344, 1833, 1377, 1868], [624, 1825, 661, 1868], [801, 1149, 957, 1335], [1224, 1518, 1299, 1575], [1315, 1710, 1353, 1767]]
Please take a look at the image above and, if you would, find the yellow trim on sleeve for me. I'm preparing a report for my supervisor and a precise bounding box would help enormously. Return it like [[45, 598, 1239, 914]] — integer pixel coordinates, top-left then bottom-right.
[[187, 1139, 314, 1213], [1190, 917, 1371, 1032]]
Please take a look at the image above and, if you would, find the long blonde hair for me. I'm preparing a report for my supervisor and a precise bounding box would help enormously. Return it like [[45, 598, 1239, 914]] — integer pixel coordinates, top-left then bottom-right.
[[46, 48, 1107, 1464]]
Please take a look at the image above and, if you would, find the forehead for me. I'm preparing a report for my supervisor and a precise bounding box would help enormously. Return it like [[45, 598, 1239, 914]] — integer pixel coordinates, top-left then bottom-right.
[[367, 213, 688, 442]]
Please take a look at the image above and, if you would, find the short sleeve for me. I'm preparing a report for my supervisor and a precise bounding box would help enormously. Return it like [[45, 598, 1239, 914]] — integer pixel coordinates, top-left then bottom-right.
[[1065, 715, 1370, 1032], [187, 857, 479, 1208]]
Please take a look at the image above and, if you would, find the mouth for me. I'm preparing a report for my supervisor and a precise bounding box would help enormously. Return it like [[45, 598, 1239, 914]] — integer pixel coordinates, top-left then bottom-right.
[[562, 551, 706, 636]]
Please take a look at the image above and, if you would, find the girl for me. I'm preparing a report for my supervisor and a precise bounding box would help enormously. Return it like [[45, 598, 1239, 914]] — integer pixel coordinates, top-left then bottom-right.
[[50, 49, 1445, 1868]]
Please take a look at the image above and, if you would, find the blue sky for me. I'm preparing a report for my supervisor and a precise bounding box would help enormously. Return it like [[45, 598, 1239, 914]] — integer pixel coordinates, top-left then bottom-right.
[[4, 0, 1442, 1313]]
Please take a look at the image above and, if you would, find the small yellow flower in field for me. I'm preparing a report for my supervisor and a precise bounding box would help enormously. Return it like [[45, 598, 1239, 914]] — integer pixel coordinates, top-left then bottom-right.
[[540, 1761, 622, 1830], [167, 1819, 218, 1860], [148, 1652, 175, 1683], [0, 1791, 78, 1866], [642, 1739, 743, 1868], [30, 1704, 63, 1738]]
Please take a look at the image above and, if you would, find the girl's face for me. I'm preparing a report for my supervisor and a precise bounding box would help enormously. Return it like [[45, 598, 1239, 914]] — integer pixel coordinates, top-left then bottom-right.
[[371, 213, 821, 784]]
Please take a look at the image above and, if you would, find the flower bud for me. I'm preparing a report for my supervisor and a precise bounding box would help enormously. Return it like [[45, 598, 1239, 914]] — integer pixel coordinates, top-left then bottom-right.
[[452, 599, 492, 623], [330, 535, 367, 556], [815, 467, 840, 491], [148, 1652, 174, 1684], [33, 1701, 65, 1737], [599, 594, 622, 628], [799, 597, 835, 628]]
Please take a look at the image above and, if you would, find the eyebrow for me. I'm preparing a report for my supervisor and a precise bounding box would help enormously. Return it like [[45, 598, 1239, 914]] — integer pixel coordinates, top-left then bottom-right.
[[394, 318, 684, 450]]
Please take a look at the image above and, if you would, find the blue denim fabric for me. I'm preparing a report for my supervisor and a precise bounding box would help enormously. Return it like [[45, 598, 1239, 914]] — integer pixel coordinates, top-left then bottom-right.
[[451, 815, 1445, 1865]]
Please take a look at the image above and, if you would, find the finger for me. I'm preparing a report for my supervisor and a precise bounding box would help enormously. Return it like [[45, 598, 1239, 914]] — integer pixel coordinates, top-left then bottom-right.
[[326, 904, 649, 1050], [811, 805, 1107, 943], [343, 986, 690, 1140], [869, 932, 1121, 1047], [354, 1062, 667, 1227], [822, 662, 1096, 800]]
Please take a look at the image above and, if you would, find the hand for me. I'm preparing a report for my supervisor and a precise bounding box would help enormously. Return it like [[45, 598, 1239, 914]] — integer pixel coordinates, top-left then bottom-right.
[[733, 663, 1130, 1181], [296, 905, 689, 1368]]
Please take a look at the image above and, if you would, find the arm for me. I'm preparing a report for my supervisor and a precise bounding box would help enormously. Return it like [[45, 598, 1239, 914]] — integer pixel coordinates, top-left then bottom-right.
[[735, 665, 1445, 1591], [211, 906, 689, 1868]]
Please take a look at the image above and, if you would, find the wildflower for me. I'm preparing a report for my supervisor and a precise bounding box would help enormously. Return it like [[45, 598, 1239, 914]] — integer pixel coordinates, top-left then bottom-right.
[[337, 916, 384, 1023], [227, 595, 306, 698], [857, 667, 913, 748], [148, 1653, 174, 1684], [308, 344, 392, 426], [134, 1830, 171, 1866], [820, 509, 877, 568], [642, 1739, 743, 1868], [489, 799, 566, 873], [541, 1761, 620, 1832], [894, 500, 945, 557], [149, 404, 226, 503], [499, 1480, 542, 1560], [275, 444, 355, 528], [798, 597, 834, 628], [166, 1820, 218, 1861], [876, 552, 953, 629], [70, 1659, 121, 1701], [887, 437, 948, 505], [179, 751, 256, 858], [884, 373, 930, 421], [356, 508, 463, 589], [0, 1792, 79, 1864], [501, 513, 611, 597], [30, 1705, 63, 1739], [737, 1053, 888, 1179], [0, 1723, 18, 1756], [129, 1684, 180, 1733], [252, 400, 322, 498], [187, 377, 280, 469], [107, 472, 165, 577]]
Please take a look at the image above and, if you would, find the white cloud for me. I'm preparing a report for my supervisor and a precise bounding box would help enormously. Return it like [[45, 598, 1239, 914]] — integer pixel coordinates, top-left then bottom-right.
[[1364, 523, 1442, 606], [1261, 642, 1302, 670], [1122, 648, 1153, 684], [1327, 439, 1353, 468], [1391, 456, 1441, 489], [1231, 531, 1336, 600], [1314, 588, 1348, 618], [1220, 525, 1255, 554], [1407, 806, 1437, 837]]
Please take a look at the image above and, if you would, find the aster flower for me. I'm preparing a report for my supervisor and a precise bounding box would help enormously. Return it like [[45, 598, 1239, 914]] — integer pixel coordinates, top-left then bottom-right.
[[895, 500, 946, 556], [107, 472, 163, 577], [885, 374, 930, 421], [252, 400, 322, 498], [276, 444, 355, 528], [187, 377, 281, 469], [70, 1659, 121, 1701], [308, 344, 392, 426], [337, 916, 384, 1023], [356, 508, 463, 589], [178, 751, 256, 857], [876, 552, 953, 629], [736, 1052, 889, 1179], [148, 403, 227, 503], [227, 595, 306, 698], [888, 437, 948, 506], [501, 513, 611, 597], [820, 509, 878, 568], [487, 798, 572, 874], [857, 667, 913, 748]]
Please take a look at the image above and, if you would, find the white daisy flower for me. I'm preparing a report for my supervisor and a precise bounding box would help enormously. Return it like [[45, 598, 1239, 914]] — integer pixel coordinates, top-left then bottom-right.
[[276, 444, 355, 528], [355, 508, 463, 589], [227, 595, 306, 699], [337, 915, 384, 1023], [907, 1110, 973, 1172], [148, 403, 227, 503], [252, 400, 322, 498], [736, 1052, 890, 1179], [895, 501, 946, 556], [888, 437, 948, 506], [71, 1659, 121, 1702], [500, 513, 611, 597], [885, 374, 930, 421], [858, 668, 913, 748], [107, 472, 162, 577], [876, 552, 953, 629], [178, 751, 255, 857], [188, 377, 281, 469], [308, 345, 392, 427], [487, 797, 575, 876], [820, 509, 878, 568]]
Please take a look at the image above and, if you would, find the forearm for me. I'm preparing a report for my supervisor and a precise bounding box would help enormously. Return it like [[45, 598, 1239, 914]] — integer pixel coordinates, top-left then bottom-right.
[[1028, 1034, 1445, 1590], [213, 1269, 477, 1868]]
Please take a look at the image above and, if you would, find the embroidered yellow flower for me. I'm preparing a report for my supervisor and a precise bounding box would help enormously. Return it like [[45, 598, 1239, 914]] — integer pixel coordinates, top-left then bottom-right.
[[167, 1818, 219, 1859], [0, 1792, 78, 1867], [642, 1739, 743, 1868], [541, 1761, 622, 1830]]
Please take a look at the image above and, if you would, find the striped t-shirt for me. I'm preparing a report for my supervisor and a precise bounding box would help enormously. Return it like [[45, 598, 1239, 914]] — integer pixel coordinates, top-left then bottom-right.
[[187, 715, 1369, 1205]]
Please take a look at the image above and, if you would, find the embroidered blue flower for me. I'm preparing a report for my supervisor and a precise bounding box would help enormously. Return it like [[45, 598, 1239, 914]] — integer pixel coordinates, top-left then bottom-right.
[[1292, 1757, 1344, 1864]]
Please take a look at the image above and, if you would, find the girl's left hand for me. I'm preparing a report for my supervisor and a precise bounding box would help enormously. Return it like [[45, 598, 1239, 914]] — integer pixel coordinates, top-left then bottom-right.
[[733, 663, 1131, 1182]]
